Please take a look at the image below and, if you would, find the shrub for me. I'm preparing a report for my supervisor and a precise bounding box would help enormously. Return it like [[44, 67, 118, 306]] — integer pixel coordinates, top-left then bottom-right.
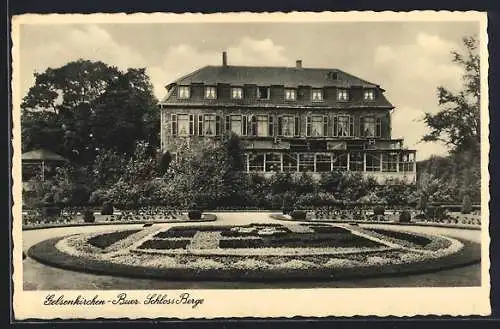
[[188, 210, 202, 220], [414, 213, 426, 220], [282, 192, 294, 215], [41, 206, 61, 218], [461, 194, 472, 214], [101, 201, 114, 215], [373, 206, 385, 216], [83, 210, 95, 223], [399, 211, 412, 223], [290, 210, 307, 220], [426, 206, 448, 220]]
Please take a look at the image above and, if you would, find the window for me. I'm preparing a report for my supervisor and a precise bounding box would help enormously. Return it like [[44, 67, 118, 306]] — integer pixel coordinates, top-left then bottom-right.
[[337, 89, 349, 101], [361, 117, 382, 137], [227, 115, 242, 135], [283, 153, 298, 172], [349, 151, 364, 171], [205, 87, 217, 99], [265, 153, 281, 172], [312, 89, 323, 102], [332, 153, 348, 170], [279, 115, 296, 137], [257, 87, 270, 100], [334, 115, 353, 137], [231, 87, 243, 99], [248, 154, 264, 171], [299, 153, 315, 172], [178, 86, 190, 99], [307, 116, 327, 137], [285, 89, 296, 101], [316, 154, 332, 172], [400, 153, 415, 172], [382, 153, 398, 172], [256, 115, 269, 136], [364, 89, 375, 101], [204, 114, 216, 136], [177, 114, 190, 136], [366, 153, 381, 172]]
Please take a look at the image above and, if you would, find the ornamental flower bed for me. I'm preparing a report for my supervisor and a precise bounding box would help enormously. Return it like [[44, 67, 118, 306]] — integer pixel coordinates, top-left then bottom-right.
[[28, 222, 478, 282]]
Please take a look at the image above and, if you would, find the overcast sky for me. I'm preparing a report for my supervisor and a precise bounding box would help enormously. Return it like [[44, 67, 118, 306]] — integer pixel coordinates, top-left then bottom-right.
[[18, 21, 480, 160]]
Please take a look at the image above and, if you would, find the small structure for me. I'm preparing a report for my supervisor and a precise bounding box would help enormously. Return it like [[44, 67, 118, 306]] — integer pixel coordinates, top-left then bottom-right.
[[22, 149, 68, 182]]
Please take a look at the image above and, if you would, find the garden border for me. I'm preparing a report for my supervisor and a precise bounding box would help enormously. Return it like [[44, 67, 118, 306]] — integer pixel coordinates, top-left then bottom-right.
[[22, 214, 217, 231], [27, 232, 481, 283], [269, 214, 482, 231]]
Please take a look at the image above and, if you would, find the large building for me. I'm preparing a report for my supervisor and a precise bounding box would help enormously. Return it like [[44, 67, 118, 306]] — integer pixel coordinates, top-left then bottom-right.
[[159, 52, 416, 183]]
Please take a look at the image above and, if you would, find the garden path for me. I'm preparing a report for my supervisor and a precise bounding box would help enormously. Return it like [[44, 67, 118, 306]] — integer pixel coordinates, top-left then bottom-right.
[[21, 212, 482, 290]]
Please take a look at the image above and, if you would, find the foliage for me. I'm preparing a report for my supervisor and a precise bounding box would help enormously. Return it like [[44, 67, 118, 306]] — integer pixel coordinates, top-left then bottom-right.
[[399, 211, 412, 223], [21, 60, 159, 165], [290, 210, 307, 220], [461, 194, 472, 214], [101, 201, 114, 215], [188, 210, 202, 220], [422, 36, 480, 154], [82, 210, 95, 223], [373, 206, 385, 216]]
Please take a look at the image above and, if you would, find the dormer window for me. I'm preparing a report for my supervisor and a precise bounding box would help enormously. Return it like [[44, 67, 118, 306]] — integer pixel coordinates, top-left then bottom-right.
[[257, 87, 270, 100], [205, 86, 217, 99], [312, 89, 323, 102], [337, 89, 349, 101], [285, 89, 296, 101], [231, 87, 243, 99], [178, 86, 190, 99], [364, 89, 375, 101]]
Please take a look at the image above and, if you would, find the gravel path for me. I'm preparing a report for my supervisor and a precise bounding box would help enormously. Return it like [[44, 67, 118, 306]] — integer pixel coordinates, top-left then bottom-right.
[[21, 212, 483, 290]]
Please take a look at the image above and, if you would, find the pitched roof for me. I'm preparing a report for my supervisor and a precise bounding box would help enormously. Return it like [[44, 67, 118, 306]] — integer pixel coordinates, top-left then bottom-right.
[[22, 149, 68, 162], [168, 65, 381, 89]]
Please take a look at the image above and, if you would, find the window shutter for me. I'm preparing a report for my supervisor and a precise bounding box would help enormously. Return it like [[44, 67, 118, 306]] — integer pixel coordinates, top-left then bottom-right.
[[323, 116, 328, 137], [189, 114, 194, 136], [333, 116, 338, 137], [268, 115, 274, 136], [294, 116, 300, 136], [306, 116, 311, 137], [359, 117, 364, 137], [242, 115, 248, 136], [198, 114, 203, 136], [171, 114, 177, 136], [349, 116, 354, 137], [216, 115, 221, 136], [376, 118, 382, 137], [225, 115, 230, 133], [277, 116, 283, 136]]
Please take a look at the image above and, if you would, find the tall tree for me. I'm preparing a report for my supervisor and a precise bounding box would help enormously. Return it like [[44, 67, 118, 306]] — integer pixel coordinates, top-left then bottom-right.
[[21, 59, 159, 164], [422, 36, 480, 154]]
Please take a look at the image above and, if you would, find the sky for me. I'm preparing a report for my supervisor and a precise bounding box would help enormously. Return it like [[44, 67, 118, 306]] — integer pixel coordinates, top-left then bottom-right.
[[18, 20, 480, 160]]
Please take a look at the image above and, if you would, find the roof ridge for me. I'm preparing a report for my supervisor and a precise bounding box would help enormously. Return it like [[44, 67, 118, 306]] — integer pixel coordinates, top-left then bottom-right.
[[170, 65, 211, 86]]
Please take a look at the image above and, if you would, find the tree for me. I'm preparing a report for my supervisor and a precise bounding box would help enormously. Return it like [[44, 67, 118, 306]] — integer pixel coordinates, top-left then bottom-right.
[[461, 194, 472, 214], [422, 36, 480, 154], [21, 60, 159, 165]]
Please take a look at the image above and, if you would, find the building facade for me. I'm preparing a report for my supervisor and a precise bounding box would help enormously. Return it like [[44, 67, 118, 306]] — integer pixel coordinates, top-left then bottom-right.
[[159, 52, 416, 183]]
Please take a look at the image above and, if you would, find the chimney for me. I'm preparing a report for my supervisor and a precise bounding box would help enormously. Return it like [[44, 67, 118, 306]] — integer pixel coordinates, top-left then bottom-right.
[[296, 60, 302, 69], [222, 51, 228, 67]]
